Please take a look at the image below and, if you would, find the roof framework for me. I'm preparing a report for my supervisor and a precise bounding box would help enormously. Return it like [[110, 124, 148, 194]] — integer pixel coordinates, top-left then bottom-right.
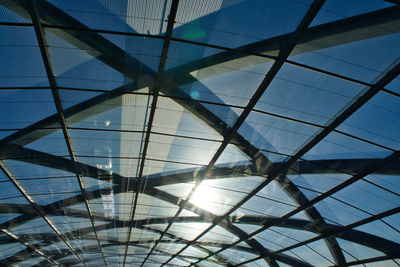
[[0, 0, 399, 266]]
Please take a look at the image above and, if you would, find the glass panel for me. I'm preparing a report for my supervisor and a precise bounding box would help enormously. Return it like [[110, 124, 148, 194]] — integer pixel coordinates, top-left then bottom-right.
[[152, 96, 223, 140], [0, 26, 48, 87], [0, 180, 29, 204], [247, 258, 270, 267], [365, 174, 400, 196], [239, 111, 321, 158], [233, 180, 298, 218], [0, 214, 20, 225], [218, 247, 258, 264], [254, 226, 318, 252], [311, 0, 395, 26], [314, 197, 369, 225], [167, 41, 273, 107], [23, 128, 68, 156], [0, 90, 55, 134], [4, 160, 81, 206], [190, 176, 264, 215], [289, 172, 350, 196], [286, 244, 334, 266], [290, 33, 400, 83], [47, 0, 171, 35], [0, 1, 31, 23], [15, 256, 47, 266], [215, 143, 252, 166], [337, 238, 385, 261], [387, 77, 400, 94], [166, 222, 211, 241], [233, 224, 262, 235], [198, 225, 238, 244], [173, 0, 312, 48], [133, 193, 189, 220], [255, 63, 364, 125], [302, 132, 391, 160], [332, 179, 400, 215], [338, 91, 400, 150], [0, 242, 27, 260], [47, 29, 131, 91], [145, 133, 220, 174], [355, 218, 400, 244]]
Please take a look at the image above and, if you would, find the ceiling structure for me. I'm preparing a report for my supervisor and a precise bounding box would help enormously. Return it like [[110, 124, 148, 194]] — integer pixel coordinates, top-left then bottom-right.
[[0, 0, 400, 266]]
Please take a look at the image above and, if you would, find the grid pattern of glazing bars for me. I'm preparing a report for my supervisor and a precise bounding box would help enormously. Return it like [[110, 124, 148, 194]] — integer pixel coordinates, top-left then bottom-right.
[[0, 0, 399, 266]]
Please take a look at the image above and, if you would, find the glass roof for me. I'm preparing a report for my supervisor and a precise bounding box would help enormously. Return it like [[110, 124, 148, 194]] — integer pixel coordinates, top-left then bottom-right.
[[0, 0, 399, 266]]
